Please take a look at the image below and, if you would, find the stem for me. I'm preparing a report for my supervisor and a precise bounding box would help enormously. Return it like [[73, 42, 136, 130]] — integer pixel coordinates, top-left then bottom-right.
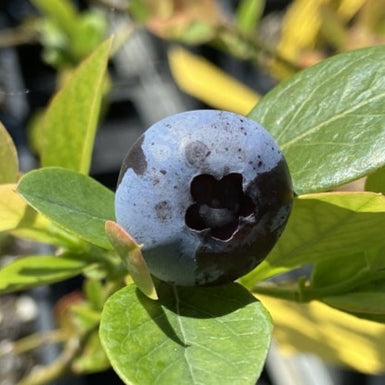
[[214, 22, 302, 73], [17, 327, 97, 385], [0, 330, 68, 358], [17, 337, 80, 385], [0, 27, 38, 48]]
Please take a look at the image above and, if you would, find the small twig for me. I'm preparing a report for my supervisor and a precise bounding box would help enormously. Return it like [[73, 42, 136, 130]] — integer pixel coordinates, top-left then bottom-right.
[[17, 328, 96, 385], [0, 26, 38, 48], [17, 337, 80, 385], [0, 330, 68, 358], [215, 22, 302, 73]]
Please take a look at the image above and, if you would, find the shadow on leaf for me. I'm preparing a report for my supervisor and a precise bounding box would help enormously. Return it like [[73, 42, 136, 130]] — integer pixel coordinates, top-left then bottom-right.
[[136, 280, 259, 345]]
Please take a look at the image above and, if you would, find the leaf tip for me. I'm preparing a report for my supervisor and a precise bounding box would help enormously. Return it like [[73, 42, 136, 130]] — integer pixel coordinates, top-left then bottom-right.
[[105, 220, 158, 301]]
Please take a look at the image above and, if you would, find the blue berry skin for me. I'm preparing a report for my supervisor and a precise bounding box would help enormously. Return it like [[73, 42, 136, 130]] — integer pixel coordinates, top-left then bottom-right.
[[115, 110, 293, 286]]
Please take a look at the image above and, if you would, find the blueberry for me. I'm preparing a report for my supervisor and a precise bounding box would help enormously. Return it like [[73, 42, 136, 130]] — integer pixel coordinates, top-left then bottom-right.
[[115, 110, 293, 286]]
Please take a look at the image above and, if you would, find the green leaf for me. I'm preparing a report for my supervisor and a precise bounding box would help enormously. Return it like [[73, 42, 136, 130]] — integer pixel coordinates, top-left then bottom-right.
[[105, 220, 157, 300], [0, 255, 87, 293], [321, 272, 385, 323], [72, 331, 110, 374], [0, 183, 77, 247], [242, 192, 385, 286], [366, 165, 385, 194], [0, 122, 18, 183], [236, 0, 264, 34], [41, 37, 112, 174], [84, 278, 105, 311], [31, 0, 78, 38], [71, 9, 107, 62], [323, 292, 385, 315], [17, 167, 115, 249], [311, 252, 369, 289], [100, 283, 272, 385], [249, 46, 385, 194]]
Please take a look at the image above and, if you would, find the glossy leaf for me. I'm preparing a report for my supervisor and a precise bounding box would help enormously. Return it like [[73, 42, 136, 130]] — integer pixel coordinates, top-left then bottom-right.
[[242, 192, 385, 285], [0, 183, 76, 246], [249, 46, 385, 194], [41, 37, 112, 174], [17, 167, 115, 249], [105, 220, 157, 300], [0, 255, 87, 293], [100, 283, 272, 385], [0, 122, 18, 184], [259, 294, 385, 374]]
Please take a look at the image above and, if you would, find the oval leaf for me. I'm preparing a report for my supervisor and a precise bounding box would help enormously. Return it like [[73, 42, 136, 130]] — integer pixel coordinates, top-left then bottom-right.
[[249, 46, 385, 194], [242, 192, 385, 285], [100, 283, 272, 385], [0, 122, 18, 183], [17, 167, 115, 249], [0, 183, 76, 246], [0, 255, 87, 293], [41, 37, 112, 174]]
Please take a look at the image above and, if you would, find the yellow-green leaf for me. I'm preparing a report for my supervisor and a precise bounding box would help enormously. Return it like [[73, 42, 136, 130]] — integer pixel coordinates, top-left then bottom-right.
[[31, 0, 78, 38], [259, 294, 385, 374], [242, 192, 385, 285], [0, 255, 87, 293], [0, 122, 18, 183], [0, 184, 75, 246], [168, 47, 260, 115], [41, 37, 112, 174]]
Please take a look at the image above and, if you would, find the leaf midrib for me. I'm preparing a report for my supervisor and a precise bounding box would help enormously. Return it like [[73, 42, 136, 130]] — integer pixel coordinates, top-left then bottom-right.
[[280, 90, 385, 150]]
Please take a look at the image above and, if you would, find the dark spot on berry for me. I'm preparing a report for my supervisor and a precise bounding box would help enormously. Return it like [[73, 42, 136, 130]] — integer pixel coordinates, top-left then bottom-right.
[[155, 201, 172, 221], [185, 140, 211, 167], [160, 169, 167, 175], [117, 136, 147, 184]]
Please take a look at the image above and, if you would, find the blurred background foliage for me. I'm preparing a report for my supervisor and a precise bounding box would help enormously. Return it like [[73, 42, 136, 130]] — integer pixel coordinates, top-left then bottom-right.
[[2, 0, 385, 109], [1, 0, 385, 381]]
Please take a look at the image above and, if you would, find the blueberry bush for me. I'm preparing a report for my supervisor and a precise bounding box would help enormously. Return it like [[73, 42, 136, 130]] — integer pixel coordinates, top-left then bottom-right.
[[1, 36, 385, 385]]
